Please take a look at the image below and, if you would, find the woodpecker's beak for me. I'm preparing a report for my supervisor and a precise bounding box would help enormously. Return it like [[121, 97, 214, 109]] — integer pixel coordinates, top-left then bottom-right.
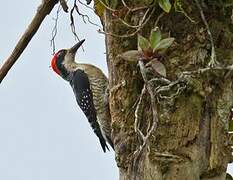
[[70, 39, 85, 54]]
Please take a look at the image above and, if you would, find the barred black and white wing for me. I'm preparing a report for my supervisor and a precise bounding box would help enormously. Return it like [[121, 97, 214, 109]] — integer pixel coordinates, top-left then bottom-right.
[[69, 69, 109, 152]]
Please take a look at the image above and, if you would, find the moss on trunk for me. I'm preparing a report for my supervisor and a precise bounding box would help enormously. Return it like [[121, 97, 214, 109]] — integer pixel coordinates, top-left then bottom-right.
[[96, 0, 233, 179]]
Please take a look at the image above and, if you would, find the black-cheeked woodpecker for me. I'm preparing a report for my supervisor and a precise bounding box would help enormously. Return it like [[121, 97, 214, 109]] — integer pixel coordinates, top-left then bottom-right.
[[51, 39, 113, 152]]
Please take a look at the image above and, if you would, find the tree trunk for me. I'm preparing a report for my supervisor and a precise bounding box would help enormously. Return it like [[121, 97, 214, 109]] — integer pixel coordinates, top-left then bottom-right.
[[98, 0, 233, 179]]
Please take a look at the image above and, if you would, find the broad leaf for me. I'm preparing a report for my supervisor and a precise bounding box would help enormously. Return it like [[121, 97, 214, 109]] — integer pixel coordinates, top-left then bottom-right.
[[158, 0, 171, 13], [150, 27, 162, 49], [138, 35, 151, 52], [119, 50, 143, 62], [154, 37, 174, 52], [146, 59, 166, 77]]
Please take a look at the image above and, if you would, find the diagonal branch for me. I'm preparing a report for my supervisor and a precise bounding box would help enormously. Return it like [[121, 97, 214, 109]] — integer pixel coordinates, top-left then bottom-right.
[[0, 0, 59, 84], [59, 0, 68, 12]]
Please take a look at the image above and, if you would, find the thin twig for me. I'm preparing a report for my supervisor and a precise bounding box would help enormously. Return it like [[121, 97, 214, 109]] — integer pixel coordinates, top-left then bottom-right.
[[121, 0, 154, 12], [149, 77, 171, 85], [98, 7, 155, 38], [70, 0, 101, 41], [78, 0, 95, 11], [152, 151, 182, 161], [70, 0, 100, 51], [0, 0, 58, 84], [194, 0, 217, 67], [75, 2, 101, 27], [50, 4, 62, 54], [154, 12, 165, 27], [121, 0, 130, 9], [118, 6, 163, 29], [182, 64, 233, 75], [155, 78, 186, 95], [70, 2, 81, 41], [134, 85, 147, 141], [98, 0, 117, 12], [102, 0, 151, 13], [158, 84, 186, 100], [118, 18, 142, 29]]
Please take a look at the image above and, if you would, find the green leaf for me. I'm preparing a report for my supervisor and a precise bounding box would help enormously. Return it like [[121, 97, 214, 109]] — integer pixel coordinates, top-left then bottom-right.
[[150, 27, 162, 49], [119, 50, 143, 62], [146, 59, 166, 77], [154, 37, 174, 52], [138, 35, 151, 51], [158, 0, 171, 13]]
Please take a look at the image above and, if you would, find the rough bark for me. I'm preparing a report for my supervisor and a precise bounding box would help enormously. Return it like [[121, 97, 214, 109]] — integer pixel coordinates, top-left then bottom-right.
[[100, 0, 233, 179]]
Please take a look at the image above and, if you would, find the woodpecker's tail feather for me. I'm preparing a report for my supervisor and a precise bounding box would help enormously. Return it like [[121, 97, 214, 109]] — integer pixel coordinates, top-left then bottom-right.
[[89, 118, 109, 153], [98, 135, 110, 153], [106, 136, 114, 150]]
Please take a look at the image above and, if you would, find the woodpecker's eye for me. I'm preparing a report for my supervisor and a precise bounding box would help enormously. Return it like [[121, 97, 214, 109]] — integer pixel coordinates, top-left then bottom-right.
[[57, 50, 66, 59]]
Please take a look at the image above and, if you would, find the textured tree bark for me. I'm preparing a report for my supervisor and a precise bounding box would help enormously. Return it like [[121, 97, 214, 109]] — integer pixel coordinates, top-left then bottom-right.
[[99, 0, 233, 179]]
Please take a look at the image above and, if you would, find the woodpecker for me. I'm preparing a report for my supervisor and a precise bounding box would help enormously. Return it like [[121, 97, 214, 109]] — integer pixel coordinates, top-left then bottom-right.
[[51, 39, 113, 152]]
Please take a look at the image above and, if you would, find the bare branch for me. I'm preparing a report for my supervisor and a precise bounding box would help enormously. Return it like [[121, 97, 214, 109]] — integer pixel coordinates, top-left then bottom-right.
[[98, 0, 117, 12], [59, 0, 68, 12], [98, 7, 155, 38], [78, 0, 95, 11], [121, 0, 154, 12], [0, 0, 59, 83], [69, 0, 101, 43], [70, 1, 81, 41]]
